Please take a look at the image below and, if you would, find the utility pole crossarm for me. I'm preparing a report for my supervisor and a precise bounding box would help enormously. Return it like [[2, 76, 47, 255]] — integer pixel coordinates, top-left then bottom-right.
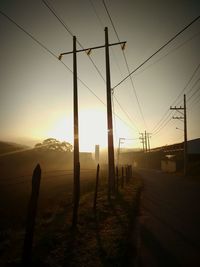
[[170, 94, 187, 176], [172, 116, 184, 120], [58, 28, 126, 200], [58, 41, 126, 59], [170, 106, 184, 110]]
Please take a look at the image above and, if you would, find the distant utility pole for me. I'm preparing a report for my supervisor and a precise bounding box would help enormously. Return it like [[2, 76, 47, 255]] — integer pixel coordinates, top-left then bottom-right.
[[140, 132, 151, 152], [144, 130, 147, 152], [139, 133, 145, 152], [147, 133, 151, 152], [117, 138, 125, 166], [58, 28, 126, 201], [170, 94, 187, 176]]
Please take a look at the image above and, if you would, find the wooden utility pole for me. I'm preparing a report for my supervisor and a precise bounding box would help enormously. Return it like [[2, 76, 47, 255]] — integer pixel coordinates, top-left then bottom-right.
[[144, 130, 147, 152], [105, 27, 115, 197], [72, 36, 80, 227], [184, 94, 188, 176], [139, 133, 145, 152], [58, 28, 126, 203], [170, 94, 187, 176], [147, 133, 151, 152]]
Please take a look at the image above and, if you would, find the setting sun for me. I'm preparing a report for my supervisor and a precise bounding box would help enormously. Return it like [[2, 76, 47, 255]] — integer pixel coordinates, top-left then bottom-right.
[[43, 108, 136, 152]]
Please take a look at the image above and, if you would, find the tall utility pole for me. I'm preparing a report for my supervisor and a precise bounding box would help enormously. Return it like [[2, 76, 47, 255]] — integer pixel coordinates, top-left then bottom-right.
[[72, 36, 80, 227], [58, 28, 126, 204], [59, 36, 80, 227], [170, 94, 187, 176], [105, 27, 115, 196], [184, 94, 188, 176]]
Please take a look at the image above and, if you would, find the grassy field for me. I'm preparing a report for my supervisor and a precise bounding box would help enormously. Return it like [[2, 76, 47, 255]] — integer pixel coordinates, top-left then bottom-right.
[[0, 155, 142, 267]]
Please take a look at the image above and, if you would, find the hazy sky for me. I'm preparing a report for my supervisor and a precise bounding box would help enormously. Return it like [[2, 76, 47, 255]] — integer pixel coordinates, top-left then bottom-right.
[[0, 0, 200, 151]]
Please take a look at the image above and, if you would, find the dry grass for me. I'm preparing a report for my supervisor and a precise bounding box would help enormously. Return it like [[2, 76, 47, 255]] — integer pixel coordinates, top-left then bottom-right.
[[0, 170, 142, 267]]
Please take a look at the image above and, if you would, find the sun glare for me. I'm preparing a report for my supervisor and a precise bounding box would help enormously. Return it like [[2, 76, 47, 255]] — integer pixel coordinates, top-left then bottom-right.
[[43, 108, 137, 152]]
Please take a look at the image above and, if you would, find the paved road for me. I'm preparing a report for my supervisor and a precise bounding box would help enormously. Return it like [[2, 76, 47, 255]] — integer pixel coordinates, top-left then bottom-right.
[[137, 169, 200, 267]]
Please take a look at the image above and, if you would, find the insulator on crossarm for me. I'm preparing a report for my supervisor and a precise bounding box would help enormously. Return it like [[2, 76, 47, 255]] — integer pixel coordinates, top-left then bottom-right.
[[121, 43, 126, 50], [86, 49, 92, 55]]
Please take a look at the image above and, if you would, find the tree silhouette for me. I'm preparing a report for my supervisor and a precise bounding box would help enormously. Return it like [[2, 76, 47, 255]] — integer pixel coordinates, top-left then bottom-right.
[[35, 138, 73, 152]]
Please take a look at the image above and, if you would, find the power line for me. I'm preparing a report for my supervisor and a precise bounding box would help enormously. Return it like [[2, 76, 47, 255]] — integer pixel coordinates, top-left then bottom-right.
[[0, 9, 107, 107], [0, 7, 147, 139], [152, 111, 174, 135], [0, 9, 60, 61], [187, 79, 200, 102], [188, 90, 200, 109], [113, 94, 140, 132], [113, 15, 200, 90], [102, 0, 148, 129], [174, 63, 200, 106], [152, 117, 173, 136], [89, 0, 105, 28], [150, 62, 200, 133], [87, 1, 142, 133], [42, 0, 106, 82], [135, 31, 200, 77], [189, 92, 200, 109], [89, 0, 124, 80]]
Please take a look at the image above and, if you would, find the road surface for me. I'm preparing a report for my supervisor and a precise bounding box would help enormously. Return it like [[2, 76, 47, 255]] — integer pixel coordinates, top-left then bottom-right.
[[137, 169, 200, 267]]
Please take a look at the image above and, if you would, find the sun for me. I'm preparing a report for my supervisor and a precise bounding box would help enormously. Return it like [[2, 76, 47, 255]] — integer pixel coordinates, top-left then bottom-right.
[[43, 107, 136, 152], [79, 108, 107, 152]]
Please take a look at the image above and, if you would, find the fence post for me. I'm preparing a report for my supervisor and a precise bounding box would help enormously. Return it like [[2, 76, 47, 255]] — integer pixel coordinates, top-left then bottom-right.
[[22, 164, 41, 266], [116, 166, 119, 193], [130, 165, 132, 180], [121, 166, 124, 188], [127, 165, 131, 183], [93, 164, 100, 210]]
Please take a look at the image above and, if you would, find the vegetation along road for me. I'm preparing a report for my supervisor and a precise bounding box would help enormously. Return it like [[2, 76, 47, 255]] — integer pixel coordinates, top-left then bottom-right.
[[137, 169, 200, 267]]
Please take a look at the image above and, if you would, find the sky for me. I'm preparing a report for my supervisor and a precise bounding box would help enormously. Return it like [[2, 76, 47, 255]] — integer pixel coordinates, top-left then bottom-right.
[[0, 0, 200, 152]]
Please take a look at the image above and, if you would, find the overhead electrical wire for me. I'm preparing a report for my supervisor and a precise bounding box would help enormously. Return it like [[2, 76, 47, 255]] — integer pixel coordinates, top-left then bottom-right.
[[101, 2, 200, 139], [187, 87, 200, 101], [112, 15, 200, 90], [152, 117, 174, 136], [151, 62, 200, 133], [135, 31, 200, 77], [152, 111, 174, 135], [89, 0, 141, 133], [113, 95, 140, 132], [42, 0, 106, 83], [42, 0, 141, 133], [0, 8, 136, 132], [89, 0, 124, 80], [0, 9, 107, 105], [174, 63, 200, 106], [187, 79, 200, 101], [102, 0, 147, 130], [189, 92, 200, 109]]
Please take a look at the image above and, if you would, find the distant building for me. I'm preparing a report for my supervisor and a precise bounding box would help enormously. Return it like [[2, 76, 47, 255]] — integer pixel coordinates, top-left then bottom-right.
[[188, 138, 200, 154]]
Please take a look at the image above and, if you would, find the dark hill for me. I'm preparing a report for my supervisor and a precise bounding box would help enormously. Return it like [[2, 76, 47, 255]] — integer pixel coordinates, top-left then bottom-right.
[[0, 141, 29, 155]]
